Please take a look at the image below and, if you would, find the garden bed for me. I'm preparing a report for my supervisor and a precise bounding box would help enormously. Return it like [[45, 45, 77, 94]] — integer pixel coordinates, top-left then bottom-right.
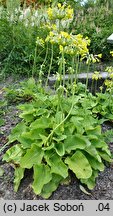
[[0, 78, 113, 200]]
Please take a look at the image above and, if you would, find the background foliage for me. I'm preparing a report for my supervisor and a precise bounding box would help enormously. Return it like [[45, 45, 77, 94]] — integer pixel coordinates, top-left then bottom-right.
[[0, 0, 113, 77]]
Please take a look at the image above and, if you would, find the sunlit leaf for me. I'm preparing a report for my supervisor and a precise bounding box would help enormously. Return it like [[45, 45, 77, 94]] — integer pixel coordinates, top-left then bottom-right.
[[65, 150, 92, 179], [86, 154, 104, 171], [40, 174, 63, 199], [20, 144, 44, 169], [32, 164, 52, 194], [86, 125, 101, 136], [18, 132, 35, 148], [8, 122, 27, 143], [81, 170, 98, 190], [14, 167, 25, 192], [98, 151, 112, 162], [84, 145, 101, 162], [3, 144, 24, 164], [45, 152, 68, 178], [64, 134, 88, 153], [30, 116, 52, 129], [54, 142, 65, 156]]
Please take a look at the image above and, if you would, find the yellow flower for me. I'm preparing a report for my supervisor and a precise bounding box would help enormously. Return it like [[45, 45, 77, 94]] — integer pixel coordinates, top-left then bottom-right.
[[99, 86, 103, 91], [92, 71, 102, 80], [97, 53, 102, 58], [52, 24, 57, 30], [49, 31, 54, 37], [36, 37, 44, 47], [105, 66, 113, 73], [57, 3, 61, 8], [110, 51, 113, 57], [60, 31, 70, 39], [110, 73, 113, 79], [59, 45, 63, 52], [66, 6, 73, 19], [47, 7, 53, 20], [104, 79, 113, 92]]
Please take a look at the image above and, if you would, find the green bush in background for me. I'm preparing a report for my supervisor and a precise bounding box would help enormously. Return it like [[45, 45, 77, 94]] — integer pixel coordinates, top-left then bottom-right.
[[73, 1, 113, 60]]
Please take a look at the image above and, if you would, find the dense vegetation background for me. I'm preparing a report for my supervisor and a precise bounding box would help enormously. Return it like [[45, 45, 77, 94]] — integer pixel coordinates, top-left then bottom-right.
[[0, 0, 113, 77]]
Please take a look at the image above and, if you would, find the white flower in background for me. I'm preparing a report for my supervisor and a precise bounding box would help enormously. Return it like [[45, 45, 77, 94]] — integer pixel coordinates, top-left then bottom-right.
[[9, 14, 14, 22], [23, 7, 31, 18], [19, 14, 24, 21], [24, 19, 29, 27], [34, 11, 38, 18], [31, 22, 35, 26], [15, 7, 21, 15]]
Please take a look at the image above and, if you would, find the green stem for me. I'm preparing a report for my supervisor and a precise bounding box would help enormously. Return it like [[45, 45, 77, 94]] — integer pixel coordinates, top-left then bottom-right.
[[46, 44, 53, 87], [44, 97, 75, 146], [85, 63, 90, 95], [71, 57, 74, 84], [32, 44, 38, 78], [38, 43, 49, 82], [62, 51, 65, 86], [75, 55, 79, 84]]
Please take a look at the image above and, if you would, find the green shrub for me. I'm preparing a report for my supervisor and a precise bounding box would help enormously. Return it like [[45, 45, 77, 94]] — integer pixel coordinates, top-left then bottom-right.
[[73, 3, 113, 60]]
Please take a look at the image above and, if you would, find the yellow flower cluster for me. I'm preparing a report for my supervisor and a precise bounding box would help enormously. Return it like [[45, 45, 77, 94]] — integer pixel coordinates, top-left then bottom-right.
[[92, 71, 102, 81], [46, 31, 90, 57], [45, 30, 71, 46], [36, 37, 45, 47], [84, 53, 102, 64], [104, 79, 113, 92], [105, 66, 113, 79], [47, 4, 73, 21], [110, 51, 113, 57]]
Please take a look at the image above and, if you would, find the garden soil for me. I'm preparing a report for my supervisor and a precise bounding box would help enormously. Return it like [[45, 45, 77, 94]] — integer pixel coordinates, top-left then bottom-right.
[[0, 78, 113, 200]]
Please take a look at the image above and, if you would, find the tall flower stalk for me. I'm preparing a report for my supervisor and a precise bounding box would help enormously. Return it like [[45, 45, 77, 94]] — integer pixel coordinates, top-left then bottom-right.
[[46, 44, 53, 87]]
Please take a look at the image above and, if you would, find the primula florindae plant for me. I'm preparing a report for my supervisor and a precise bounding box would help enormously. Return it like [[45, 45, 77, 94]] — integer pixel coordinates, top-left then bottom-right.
[[2, 3, 113, 198]]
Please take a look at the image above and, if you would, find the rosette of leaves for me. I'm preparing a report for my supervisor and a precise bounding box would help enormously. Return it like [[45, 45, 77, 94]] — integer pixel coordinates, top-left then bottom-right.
[[2, 82, 112, 198]]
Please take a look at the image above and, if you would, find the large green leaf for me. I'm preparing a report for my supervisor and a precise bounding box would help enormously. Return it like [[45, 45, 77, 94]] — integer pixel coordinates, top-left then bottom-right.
[[64, 134, 89, 153], [3, 144, 24, 164], [86, 154, 104, 171], [86, 125, 101, 136], [32, 164, 52, 194], [81, 170, 98, 190], [98, 151, 112, 162], [30, 116, 52, 129], [19, 103, 36, 122], [53, 135, 67, 142], [20, 144, 44, 169], [55, 111, 64, 124], [29, 128, 46, 141], [20, 128, 46, 144], [14, 167, 25, 192], [92, 140, 111, 155], [35, 108, 48, 117], [19, 113, 35, 122], [54, 142, 65, 156], [84, 145, 101, 162], [8, 122, 27, 144], [18, 103, 34, 112], [70, 116, 84, 134], [18, 132, 35, 149], [65, 150, 92, 179], [40, 174, 63, 199], [45, 152, 68, 178]]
